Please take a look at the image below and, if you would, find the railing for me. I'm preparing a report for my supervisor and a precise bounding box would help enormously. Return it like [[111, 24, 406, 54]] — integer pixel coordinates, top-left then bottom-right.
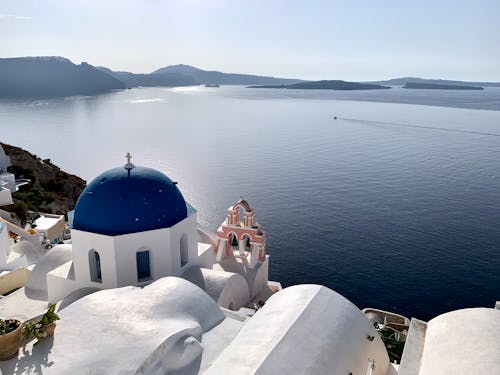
[[365, 359, 375, 375]]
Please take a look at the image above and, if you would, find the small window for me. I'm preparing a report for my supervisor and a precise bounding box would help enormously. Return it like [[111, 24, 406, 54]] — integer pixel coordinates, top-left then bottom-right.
[[89, 249, 102, 283], [136, 250, 151, 282], [180, 234, 188, 267]]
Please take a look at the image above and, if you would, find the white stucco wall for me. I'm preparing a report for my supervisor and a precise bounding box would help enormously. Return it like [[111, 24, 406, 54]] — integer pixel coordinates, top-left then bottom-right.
[[0, 187, 13, 206], [216, 254, 269, 300], [113, 227, 172, 286], [71, 229, 118, 288], [250, 255, 269, 299], [25, 245, 73, 300], [70, 213, 199, 289], [47, 261, 82, 303], [44, 209, 207, 305], [205, 284, 390, 375], [0, 222, 11, 267], [0, 146, 10, 174], [169, 213, 199, 275], [194, 242, 215, 269], [1, 251, 28, 271], [182, 267, 251, 310], [0, 172, 17, 192], [417, 308, 500, 375], [398, 318, 427, 375], [34, 214, 66, 243], [0, 268, 30, 295]]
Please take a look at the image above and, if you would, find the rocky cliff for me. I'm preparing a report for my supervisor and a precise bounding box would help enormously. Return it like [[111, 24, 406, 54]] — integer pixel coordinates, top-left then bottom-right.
[[1, 142, 86, 223], [0, 57, 126, 98]]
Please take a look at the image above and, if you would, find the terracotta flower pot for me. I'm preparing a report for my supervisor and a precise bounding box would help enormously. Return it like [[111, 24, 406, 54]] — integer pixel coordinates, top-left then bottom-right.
[[0, 320, 22, 361], [43, 322, 56, 337]]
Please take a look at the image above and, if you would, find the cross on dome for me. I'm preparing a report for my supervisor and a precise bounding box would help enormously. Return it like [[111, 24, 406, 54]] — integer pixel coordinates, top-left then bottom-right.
[[124, 152, 135, 171]]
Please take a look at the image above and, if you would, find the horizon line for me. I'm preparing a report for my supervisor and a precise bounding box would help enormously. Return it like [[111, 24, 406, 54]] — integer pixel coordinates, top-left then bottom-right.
[[2, 55, 500, 83]]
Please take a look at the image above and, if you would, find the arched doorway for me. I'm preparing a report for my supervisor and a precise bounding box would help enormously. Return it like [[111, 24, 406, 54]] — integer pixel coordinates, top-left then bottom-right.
[[180, 234, 188, 267], [136, 249, 151, 282], [89, 249, 102, 283]]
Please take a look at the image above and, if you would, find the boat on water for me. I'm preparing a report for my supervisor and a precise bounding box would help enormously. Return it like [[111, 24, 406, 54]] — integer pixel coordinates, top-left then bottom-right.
[[205, 84, 220, 88]]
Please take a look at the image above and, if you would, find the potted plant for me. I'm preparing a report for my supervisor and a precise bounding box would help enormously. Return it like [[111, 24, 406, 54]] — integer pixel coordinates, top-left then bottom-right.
[[0, 318, 22, 360], [23, 304, 60, 341]]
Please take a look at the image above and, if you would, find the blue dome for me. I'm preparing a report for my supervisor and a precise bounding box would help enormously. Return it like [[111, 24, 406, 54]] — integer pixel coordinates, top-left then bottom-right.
[[73, 166, 188, 236]]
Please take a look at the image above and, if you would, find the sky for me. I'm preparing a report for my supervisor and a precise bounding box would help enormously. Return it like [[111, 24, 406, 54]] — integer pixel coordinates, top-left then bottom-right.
[[1, 0, 499, 81]]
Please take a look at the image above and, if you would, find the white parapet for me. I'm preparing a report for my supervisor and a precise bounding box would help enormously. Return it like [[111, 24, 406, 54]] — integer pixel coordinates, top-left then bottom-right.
[[249, 244, 259, 269], [0, 268, 30, 295], [238, 239, 245, 257], [33, 213, 66, 244], [0, 186, 13, 206], [398, 319, 427, 375], [0, 172, 17, 193], [216, 238, 226, 262]]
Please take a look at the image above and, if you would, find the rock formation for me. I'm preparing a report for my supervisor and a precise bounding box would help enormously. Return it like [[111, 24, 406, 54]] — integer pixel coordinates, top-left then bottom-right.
[[1, 142, 85, 222]]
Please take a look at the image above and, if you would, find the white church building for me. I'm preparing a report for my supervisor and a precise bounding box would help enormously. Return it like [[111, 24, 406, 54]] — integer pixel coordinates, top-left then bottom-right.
[[31, 155, 271, 311]]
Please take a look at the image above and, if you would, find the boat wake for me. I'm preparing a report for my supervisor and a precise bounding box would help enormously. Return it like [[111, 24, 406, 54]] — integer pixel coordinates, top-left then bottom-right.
[[339, 117, 500, 138]]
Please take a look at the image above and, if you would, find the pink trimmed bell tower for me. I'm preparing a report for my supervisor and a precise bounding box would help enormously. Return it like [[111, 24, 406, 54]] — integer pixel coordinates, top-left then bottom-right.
[[215, 199, 266, 268]]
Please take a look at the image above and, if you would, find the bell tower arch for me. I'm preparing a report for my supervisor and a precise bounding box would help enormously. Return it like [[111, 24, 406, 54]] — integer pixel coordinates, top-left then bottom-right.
[[216, 199, 266, 268]]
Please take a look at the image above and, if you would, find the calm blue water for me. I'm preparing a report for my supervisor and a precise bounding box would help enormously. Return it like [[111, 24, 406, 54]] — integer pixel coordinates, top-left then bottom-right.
[[1, 86, 499, 321]]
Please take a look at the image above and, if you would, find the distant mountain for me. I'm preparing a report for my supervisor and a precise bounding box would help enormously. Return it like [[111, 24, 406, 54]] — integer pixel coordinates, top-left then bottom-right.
[[248, 80, 390, 90], [0, 57, 125, 98], [403, 82, 483, 90], [368, 77, 500, 88], [96, 66, 198, 88], [7, 57, 497, 99], [152, 64, 302, 85]]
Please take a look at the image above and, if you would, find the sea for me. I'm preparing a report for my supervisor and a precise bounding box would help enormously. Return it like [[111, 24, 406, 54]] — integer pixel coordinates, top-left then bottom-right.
[[1, 85, 499, 321]]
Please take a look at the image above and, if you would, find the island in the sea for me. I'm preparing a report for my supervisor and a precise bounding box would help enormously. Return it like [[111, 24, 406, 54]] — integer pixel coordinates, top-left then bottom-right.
[[403, 82, 484, 90], [4, 56, 498, 99], [0, 57, 302, 98], [368, 77, 500, 87], [248, 80, 391, 90]]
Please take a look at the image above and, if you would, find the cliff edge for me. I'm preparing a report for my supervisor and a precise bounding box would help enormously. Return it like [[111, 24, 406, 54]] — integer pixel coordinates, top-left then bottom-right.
[[1, 142, 86, 223]]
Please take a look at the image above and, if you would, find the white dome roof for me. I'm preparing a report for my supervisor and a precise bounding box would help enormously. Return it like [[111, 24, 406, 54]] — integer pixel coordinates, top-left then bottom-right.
[[418, 308, 500, 375], [19, 277, 226, 374], [205, 284, 390, 375]]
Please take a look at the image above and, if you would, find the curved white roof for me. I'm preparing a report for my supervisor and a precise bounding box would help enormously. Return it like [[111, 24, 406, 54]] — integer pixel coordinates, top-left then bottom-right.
[[25, 244, 73, 300], [418, 308, 500, 375], [205, 284, 390, 375], [2, 277, 226, 374], [182, 267, 250, 310]]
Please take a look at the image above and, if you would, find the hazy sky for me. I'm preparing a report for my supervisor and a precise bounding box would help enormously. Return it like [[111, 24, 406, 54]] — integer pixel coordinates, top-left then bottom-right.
[[1, 0, 499, 81]]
